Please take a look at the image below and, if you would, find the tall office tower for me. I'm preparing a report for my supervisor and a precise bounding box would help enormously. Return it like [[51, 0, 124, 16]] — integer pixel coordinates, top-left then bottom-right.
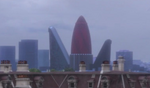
[[93, 39, 112, 71], [38, 50, 50, 71], [48, 27, 69, 70], [70, 16, 93, 71], [116, 50, 133, 71], [0, 46, 16, 71], [19, 40, 38, 69]]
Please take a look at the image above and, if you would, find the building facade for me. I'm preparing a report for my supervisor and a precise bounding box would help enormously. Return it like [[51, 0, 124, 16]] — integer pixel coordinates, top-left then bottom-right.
[[0, 58, 149, 88], [38, 50, 50, 71], [0, 46, 16, 71], [48, 27, 69, 71], [0, 60, 149, 88], [116, 50, 133, 71], [19, 40, 38, 69]]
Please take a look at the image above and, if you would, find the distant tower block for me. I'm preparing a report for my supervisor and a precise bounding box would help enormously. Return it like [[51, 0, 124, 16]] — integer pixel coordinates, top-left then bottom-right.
[[0, 46, 16, 71], [19, 40, 38, 69], [112, 61, 118, 71], [79, 61, 86, 72], [70, 16, 93, 71], [101, 61, 110, 73], [17, 60, 29, 72], [0, 60, 12, 73], [117, 56, 125, 71]]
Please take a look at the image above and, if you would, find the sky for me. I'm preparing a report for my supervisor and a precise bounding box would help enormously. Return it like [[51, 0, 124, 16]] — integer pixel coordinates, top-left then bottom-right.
[[0, 0, 150, 62]]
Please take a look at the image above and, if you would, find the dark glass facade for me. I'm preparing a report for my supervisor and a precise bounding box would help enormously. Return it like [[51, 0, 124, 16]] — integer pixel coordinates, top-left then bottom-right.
[[38, 50, 50, 70], [48, 27, 69, 70], [93, 39, 112, 71], [0, 46, 16, 71], [116, 50, 133, 71], [70, 54, 93, 71], [19, 40, 38, 69]]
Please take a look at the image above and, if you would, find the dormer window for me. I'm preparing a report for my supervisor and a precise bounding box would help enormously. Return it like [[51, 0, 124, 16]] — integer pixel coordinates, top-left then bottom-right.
[[70, 83, 75, 87], [103, 82, 107, 88], [101, 76, 109, 88], [130, 82, 135, 88], [1, 76, 13, 88], [67, 76, 77, 88], [141, 82, 147, 88], [128, 79, 136, 88], [89, 83, 92, 87], [34, 76, 44, 88], [139, 76, 148, 88], [87, 79, 94, 88]]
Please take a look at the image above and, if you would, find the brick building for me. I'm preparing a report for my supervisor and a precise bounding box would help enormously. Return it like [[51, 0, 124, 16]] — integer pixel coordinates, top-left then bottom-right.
[[0, 58, 150, 88]]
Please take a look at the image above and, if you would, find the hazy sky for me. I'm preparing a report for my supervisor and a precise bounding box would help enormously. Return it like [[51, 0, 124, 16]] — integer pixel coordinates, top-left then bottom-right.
[[0, 0, 150, 62]]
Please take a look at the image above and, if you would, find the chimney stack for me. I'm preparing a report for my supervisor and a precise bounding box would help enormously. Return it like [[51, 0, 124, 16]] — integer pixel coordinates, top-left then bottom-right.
[[15, 75, 32, 88], [17, 60, 29, 72], [112, 61, 118, 71], [101, 60, 110, 73], [79, 61, 86, 72], [0, 60, 12, 73], [117, 56, 125, 71]]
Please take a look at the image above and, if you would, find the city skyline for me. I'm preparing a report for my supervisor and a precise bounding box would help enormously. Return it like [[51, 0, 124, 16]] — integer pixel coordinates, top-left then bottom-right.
[[0, 0, 150, 62]]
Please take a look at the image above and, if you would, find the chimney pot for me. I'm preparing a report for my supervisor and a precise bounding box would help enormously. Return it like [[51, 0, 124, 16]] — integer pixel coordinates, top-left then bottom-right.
[[117, 56, 125, 71], [79, 61, 86, 72], [101, 60, 110, 73]]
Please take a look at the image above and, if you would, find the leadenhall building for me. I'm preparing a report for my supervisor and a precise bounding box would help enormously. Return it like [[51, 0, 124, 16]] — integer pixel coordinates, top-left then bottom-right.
[[0, 57, 149, 88]]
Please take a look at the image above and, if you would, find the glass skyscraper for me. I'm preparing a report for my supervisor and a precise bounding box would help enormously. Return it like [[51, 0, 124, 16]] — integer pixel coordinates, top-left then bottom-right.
[[19, 40, 38, 69], [48, 27, 69, 70], [0, 46, 16, 71], [38, 50, 50, 71]]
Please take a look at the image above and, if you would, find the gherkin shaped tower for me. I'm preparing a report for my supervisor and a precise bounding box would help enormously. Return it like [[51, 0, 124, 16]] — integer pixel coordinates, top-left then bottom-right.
[[70, 16, 93, 71]]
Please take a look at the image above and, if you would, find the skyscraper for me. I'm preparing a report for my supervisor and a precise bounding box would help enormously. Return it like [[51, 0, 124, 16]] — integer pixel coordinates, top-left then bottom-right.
[[0, 46, 16, 71], [38, 50, 50, 71], [70, 16, 93, 71], [116, 50, 133, 71], [19, 40, 38, 69], [93, 39, 112, 71], [48, 27, 69, 70]]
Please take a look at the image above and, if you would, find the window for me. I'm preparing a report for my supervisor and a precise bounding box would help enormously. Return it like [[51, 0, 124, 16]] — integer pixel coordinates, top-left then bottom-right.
[[101, 76, 109, 88], [89, 83, 93, 87], [103, 82, 107, 88], [87, 79, 94, 88], [67, 76, 78, 88], [128, 79, 136, 88], [139, 80, 147, 88], [70, 83, 74, 87]]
